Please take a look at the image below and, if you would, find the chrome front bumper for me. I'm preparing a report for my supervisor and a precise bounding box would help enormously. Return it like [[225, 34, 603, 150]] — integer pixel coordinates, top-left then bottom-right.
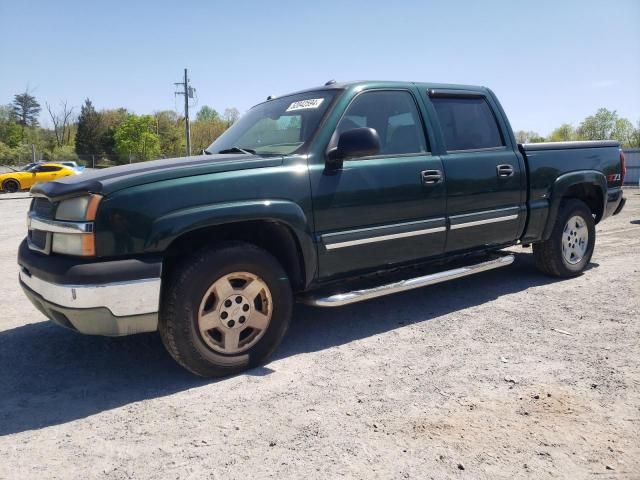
[[19, 270, 160, 336]]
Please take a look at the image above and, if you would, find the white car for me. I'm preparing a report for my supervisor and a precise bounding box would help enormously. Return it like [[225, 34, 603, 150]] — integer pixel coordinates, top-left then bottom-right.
[[56, 161, 85, 173]]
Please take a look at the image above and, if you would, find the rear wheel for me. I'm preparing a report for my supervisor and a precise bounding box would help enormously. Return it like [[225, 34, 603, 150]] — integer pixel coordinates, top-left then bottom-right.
[[159, 242, 293, 377], [533, 199, 595, 277], [2, 180, 19, 193]]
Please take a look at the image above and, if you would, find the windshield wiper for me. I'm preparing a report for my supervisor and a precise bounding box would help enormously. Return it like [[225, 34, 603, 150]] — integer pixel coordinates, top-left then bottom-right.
[[217, 146, 256, 155]]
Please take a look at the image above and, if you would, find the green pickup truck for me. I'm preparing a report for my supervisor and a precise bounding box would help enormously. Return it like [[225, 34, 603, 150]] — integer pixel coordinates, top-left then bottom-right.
[[19, 81, 627, 376]]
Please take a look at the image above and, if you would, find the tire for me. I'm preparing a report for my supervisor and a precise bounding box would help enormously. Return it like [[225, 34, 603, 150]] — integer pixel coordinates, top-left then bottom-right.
[[159, 242, 293, 377], [532, 199, 596, 277], [2, 180, 19, 193]]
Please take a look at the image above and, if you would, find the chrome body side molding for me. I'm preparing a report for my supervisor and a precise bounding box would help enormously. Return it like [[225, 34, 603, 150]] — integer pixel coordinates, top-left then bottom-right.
[[450, 214, 519, 230], [322, 218, 446, 250], [320, 207, 522, 250], [324, 226, 446, 250], [449, 206, 520, 230]]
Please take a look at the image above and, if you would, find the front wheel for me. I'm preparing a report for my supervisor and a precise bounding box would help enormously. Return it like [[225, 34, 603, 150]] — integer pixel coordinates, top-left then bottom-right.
[[532, 199, 595, 277], [159, 242, 293, 377], [2, 180, 20, 193]]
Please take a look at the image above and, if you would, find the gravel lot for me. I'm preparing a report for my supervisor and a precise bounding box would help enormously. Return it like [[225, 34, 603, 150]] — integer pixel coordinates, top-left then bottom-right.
[[1, 190, 639, 480]]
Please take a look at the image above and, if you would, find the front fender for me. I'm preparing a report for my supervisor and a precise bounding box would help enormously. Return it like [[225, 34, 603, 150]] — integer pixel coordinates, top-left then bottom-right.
[[542, 170, 606, 240], [1, 175, 22, 189], [147, 199, 317, 283]]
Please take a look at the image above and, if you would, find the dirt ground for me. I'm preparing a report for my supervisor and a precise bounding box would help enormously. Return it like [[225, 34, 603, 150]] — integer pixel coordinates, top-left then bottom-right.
[[0, 190, 638, 480]]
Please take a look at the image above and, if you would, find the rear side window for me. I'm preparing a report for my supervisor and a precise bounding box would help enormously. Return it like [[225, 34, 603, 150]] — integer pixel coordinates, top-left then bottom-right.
[[431, 96, 504, 151]]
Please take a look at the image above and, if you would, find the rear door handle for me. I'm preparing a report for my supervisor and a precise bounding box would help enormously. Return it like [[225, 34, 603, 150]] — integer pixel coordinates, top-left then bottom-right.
[[496, 164, 514, 177], [421, 169, 442, 185]]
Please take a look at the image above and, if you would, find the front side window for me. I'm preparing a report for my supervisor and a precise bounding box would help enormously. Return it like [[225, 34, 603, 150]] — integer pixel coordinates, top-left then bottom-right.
[[207, 90, 338, 156], [333, 90, 428, 155], [431, 96, 504, 151], [30, 165, 60, 172]]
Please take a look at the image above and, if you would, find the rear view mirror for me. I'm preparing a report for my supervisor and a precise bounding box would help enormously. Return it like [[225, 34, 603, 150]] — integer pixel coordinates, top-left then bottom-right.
[[326, 127, 380, 169]]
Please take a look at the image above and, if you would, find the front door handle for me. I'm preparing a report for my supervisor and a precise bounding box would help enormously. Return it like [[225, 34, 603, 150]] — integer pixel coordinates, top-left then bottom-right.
[[496, 164, 514, 177], [421, 169, 442, 185]]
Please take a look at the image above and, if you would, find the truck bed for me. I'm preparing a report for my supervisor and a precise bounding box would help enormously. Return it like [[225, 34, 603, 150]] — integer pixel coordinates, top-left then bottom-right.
[[520, 140, 621, 200], [519, 140, 624, 243]]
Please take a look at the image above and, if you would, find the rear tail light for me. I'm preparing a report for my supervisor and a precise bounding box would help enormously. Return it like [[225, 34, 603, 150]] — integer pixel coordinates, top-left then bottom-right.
[[620, 150, 626, 185]]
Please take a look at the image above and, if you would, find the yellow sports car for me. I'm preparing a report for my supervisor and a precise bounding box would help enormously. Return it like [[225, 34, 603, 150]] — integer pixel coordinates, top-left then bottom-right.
[[0, 163, 77, 193]]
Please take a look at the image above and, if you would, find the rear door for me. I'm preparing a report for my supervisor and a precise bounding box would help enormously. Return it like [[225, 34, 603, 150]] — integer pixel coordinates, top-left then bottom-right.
[[423, 91, 525, 252], [309, 88, 447, 278]]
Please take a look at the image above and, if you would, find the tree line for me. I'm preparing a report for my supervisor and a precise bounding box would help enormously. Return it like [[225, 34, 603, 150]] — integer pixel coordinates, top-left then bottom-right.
[[0, 91, 240, 166], [1, 90, 639, 167], [515, 108, 640, 146]]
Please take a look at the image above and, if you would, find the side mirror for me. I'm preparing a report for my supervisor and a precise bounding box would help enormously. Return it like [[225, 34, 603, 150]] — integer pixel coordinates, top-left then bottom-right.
[[327, 127, 380, 169]]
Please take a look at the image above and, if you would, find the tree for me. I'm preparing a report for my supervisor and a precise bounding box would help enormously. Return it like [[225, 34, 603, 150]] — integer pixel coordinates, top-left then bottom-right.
[[0, 141, 32, 165], [0, 141, 12, 163], [12, 92, 41, 127], [515, 130, 545, 143], [49, 145, 80, 162], [46, 100, 75, 147], [114, 114, 160, 162], [577, 108, 617, 140], [100, 108, 129, 157], [75, 99, 104, 155], [549, 123, 576, 142], [0, 121, 23, 148], [631, 120, 640, 148], [611, 118, 635, 147], [222, 107, 240, 125], [0, 105, 14, 122], [196, 105, 219, 122], [153, 110, 183, 157]]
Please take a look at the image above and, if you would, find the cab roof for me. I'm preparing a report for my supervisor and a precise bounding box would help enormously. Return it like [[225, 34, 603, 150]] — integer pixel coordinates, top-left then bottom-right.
[[256, 80, 490, 108], [279, 80, 489, 96]]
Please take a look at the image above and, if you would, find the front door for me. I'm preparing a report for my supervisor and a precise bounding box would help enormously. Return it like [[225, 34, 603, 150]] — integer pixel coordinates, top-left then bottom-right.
[[34, 165, 64, 185], [309, 89, 447, 279], [426, 93, 525, 252]]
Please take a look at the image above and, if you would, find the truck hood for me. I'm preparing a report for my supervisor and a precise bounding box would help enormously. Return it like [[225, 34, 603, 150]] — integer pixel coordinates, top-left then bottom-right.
[[30, 153, 283, 200]]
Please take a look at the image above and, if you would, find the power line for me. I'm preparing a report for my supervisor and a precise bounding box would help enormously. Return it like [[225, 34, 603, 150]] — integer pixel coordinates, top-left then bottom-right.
[[174, 68, 196, 156]]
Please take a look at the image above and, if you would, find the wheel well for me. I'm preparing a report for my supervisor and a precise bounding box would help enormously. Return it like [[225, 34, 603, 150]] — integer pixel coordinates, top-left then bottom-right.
[[562, 183, 604, 223], [163, 221, 306, 292], [2, 178, 20, 188]]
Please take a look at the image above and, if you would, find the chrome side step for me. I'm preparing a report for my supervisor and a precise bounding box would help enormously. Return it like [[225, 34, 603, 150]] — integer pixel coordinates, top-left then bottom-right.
[[299, 254, 515, 307]]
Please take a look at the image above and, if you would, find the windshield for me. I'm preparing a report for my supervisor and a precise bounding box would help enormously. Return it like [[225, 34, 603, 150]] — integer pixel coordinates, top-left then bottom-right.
[[207, 90, 339, 155]]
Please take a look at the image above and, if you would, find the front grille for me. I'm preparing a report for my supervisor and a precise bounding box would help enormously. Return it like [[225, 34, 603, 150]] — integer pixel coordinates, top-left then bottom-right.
[[28, 229, 48, 250], [32, 197, 55, 219]]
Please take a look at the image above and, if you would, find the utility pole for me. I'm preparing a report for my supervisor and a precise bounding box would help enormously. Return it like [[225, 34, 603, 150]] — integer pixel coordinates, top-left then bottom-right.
[[174, 68, 195, 156]]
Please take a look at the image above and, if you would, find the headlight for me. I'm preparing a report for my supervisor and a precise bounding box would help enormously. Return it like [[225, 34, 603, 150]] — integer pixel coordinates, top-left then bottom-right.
[[55, 194, 102, 221], [50, 194, 102, 256], [51, 233, 96, 256]]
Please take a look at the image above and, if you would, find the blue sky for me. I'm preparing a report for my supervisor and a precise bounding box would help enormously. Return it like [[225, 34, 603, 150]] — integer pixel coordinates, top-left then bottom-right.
[[1, 0, 638, 135]]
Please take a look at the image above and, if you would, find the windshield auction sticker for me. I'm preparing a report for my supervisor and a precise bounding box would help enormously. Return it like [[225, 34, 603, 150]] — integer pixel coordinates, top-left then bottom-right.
[[285, 98, 324, 112]]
